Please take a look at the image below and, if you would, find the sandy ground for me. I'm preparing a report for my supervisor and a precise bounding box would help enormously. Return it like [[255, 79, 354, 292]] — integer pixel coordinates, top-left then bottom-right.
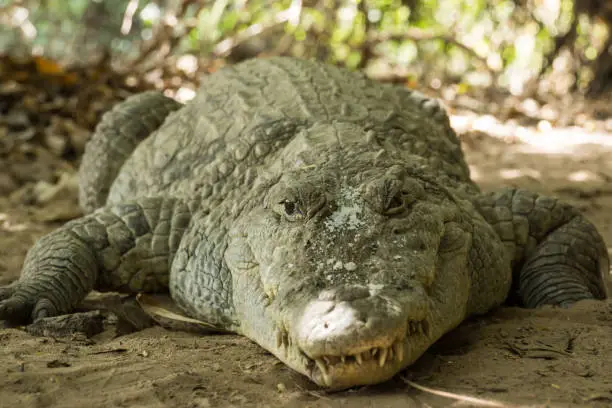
[[1, 115, 612, 408]]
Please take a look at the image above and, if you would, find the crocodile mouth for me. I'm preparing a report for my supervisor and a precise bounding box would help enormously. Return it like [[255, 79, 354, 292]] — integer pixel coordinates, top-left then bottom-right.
[[277, 319, 430, 388]]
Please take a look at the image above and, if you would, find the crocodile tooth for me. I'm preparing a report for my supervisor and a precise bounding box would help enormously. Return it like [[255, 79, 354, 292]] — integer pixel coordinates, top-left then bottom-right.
[[321, 370, 332, 387], [276, 330, 283, 348], [265, 288, 275, 301], [323, 356, 331, 365], [355, 353, 363, 365], [315, 358, 328, 376], [422, 320, 429, 336], [371, 348, 378, 357], [393, 341, 404, 362], [378, 347, 388, 367], [340, 355, 346, 364]]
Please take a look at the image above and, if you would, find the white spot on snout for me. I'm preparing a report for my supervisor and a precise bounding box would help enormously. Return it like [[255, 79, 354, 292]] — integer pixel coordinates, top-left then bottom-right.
[[324, 187, 364, 233], [343, 261, 357, 271], [298, 299, 362, 344], [368, 283, 385, 295]]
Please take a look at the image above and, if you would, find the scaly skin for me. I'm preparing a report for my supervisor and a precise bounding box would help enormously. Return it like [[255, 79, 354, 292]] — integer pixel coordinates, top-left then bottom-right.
[[78, 91, 183, 213], [0, 57, 609, 389]]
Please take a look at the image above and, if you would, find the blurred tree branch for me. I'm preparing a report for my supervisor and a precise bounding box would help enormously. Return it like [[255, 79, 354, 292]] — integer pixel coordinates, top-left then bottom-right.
[[2, 0, 612, 99], [124, 0, 200, 71], [213, 0, 302, 58], [366, 29, 495, 75]]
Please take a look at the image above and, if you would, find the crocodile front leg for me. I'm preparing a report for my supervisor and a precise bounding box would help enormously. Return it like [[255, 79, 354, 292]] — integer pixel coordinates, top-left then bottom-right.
[[473, 188, 609, 307], [0, 197, 192, 323]]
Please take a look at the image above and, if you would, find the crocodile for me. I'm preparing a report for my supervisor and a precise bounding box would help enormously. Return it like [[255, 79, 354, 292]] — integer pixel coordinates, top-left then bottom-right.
[[0, 57, 609, 389]]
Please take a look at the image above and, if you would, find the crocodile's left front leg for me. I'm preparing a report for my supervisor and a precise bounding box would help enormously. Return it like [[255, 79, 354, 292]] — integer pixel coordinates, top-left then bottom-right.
[[473, 188, 609, 307]]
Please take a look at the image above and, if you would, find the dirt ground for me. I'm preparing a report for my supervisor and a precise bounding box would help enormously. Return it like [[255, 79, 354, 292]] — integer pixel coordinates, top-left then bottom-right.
[[1, 109, 612, 408]]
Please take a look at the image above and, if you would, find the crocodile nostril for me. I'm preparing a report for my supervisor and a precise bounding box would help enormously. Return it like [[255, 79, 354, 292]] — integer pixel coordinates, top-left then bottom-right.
[[318, 286, 370, 302], [392, 226, 408, 235], [334, 286, 370, 302]]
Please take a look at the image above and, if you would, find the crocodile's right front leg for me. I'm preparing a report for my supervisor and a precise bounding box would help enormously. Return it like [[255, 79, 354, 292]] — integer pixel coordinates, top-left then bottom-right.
[[0, 197, 192, 323]]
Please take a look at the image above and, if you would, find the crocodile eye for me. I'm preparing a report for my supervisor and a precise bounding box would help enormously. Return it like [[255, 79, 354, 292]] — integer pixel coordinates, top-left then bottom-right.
[[283, 200, 296, 216], [277, 199, 304, 221], [384, 193, 405, 215], [364, 176, 424, 216]]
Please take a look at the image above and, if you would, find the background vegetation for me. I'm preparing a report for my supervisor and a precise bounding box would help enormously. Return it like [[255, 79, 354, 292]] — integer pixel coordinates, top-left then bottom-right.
[[1, 0, 612, 98]]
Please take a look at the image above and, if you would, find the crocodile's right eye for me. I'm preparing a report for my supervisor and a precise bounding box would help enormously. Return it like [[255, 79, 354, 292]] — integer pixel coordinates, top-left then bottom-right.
[[266, 180, 327, 222], [282, 200, 299, 217], [276, 199, 305, 222]]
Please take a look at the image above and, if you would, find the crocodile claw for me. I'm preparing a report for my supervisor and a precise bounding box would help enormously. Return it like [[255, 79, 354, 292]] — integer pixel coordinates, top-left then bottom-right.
[[0, 282, 59, 324]]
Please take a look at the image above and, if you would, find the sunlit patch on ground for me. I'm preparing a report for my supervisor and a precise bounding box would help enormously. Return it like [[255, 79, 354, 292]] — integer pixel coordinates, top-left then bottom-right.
[[498, 168, 542, 180], [451, 113, 612, 155], [567, 170, 601, 182], [0, 212, 29, 232]]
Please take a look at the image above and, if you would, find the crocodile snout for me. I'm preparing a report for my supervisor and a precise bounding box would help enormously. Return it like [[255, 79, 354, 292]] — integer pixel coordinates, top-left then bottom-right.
[[286, 284, 429, 388]]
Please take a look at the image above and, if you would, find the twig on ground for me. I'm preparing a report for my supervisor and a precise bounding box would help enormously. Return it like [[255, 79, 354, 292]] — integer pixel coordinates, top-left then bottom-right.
[[401, 377, 519, 407]]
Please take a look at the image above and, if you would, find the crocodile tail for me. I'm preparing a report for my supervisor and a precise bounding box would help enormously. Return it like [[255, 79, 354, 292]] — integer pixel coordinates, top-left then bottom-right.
[[79, 91, 182, 213]]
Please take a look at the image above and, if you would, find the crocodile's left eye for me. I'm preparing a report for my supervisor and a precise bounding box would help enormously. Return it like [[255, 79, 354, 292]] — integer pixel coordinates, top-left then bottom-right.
[[385, 192, 405, 215], [364, 177, 424, 216]]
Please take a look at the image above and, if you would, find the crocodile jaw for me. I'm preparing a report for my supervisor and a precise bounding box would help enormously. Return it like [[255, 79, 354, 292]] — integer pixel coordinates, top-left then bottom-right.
[[283, 318, 433, 389], [252, 283, 440, 389]]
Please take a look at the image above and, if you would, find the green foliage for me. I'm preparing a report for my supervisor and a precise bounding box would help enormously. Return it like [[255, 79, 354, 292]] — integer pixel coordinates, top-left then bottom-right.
[[0, 0, 609, 95]]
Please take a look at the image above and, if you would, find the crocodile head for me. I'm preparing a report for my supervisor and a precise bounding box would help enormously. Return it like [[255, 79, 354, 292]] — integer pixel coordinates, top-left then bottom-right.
[[225, 131, 509, 389]]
